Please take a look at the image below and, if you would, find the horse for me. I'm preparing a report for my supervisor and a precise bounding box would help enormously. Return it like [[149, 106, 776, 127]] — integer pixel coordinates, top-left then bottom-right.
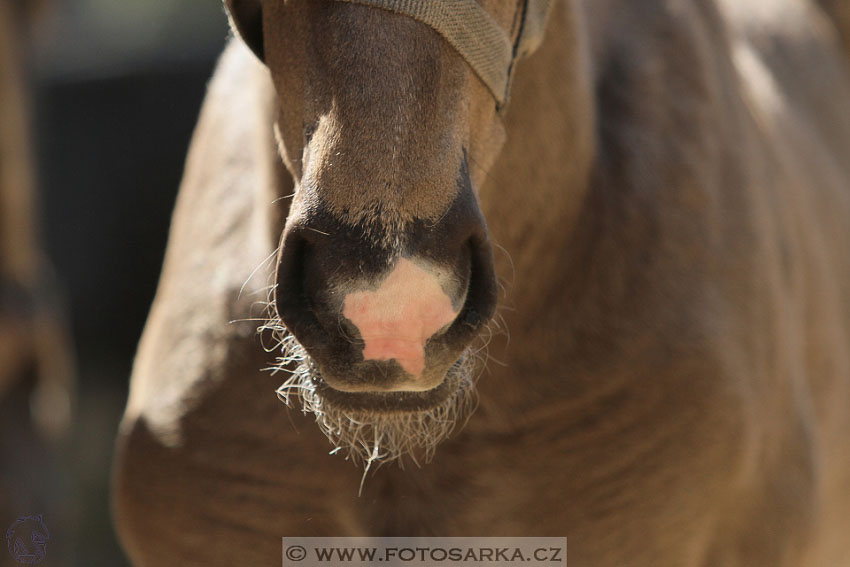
[[114, 0, 850, 564]]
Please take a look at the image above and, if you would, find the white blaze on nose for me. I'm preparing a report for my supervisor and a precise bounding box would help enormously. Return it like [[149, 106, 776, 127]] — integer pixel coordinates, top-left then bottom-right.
[[342, 258, 459, 377]]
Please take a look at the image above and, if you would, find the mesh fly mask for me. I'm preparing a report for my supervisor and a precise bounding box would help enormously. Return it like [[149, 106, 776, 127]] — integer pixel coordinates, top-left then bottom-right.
[[334, 0, 554, 108]]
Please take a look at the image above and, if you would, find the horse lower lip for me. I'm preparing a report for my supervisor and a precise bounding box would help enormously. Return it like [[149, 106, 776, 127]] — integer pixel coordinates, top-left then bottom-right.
[[314, 376, 456, 412]]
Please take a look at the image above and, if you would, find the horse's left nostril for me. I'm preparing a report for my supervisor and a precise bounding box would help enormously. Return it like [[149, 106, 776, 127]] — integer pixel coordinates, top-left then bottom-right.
[[442, 231, 497, 345]]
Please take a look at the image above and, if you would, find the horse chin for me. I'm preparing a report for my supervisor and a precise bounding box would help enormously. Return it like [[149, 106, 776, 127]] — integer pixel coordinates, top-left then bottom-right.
[[263, 318, 478, 466]]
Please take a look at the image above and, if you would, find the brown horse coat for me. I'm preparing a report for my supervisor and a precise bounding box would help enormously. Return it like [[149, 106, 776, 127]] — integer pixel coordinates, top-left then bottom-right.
[[114, 0, 850, 565]]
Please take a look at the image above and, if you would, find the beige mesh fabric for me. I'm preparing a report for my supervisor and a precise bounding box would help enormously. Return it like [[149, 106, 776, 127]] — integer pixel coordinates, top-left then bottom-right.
[[335, 0, 554, 106], [336, 0, 512, 104]]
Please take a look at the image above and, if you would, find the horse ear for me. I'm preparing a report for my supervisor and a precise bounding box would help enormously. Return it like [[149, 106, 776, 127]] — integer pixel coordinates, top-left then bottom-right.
[[224, 0, 265, 61]]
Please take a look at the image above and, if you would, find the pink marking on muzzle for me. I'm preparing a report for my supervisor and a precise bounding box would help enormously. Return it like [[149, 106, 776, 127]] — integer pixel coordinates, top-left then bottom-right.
[[342, 258, 459, 377]]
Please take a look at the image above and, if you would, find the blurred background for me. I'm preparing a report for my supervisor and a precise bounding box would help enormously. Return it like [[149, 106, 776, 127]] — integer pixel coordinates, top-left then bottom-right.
[[2, 0, 231, 564]]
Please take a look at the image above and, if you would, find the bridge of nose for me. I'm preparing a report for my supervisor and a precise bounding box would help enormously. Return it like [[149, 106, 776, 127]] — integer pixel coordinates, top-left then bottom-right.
[[341, 258, 462, 377]]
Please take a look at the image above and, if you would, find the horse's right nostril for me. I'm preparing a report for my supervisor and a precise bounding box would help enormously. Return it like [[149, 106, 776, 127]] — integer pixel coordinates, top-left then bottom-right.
[[274, 226, 328, 352]]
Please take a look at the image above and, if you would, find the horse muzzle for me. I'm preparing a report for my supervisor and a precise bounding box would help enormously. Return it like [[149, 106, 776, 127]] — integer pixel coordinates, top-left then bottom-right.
[[274, 168, 497, 394]]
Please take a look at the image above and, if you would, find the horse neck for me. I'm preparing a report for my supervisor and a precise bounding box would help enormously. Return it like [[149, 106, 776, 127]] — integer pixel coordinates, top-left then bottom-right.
[[479, 0, 596, 303], [473, 0, 755, 414]]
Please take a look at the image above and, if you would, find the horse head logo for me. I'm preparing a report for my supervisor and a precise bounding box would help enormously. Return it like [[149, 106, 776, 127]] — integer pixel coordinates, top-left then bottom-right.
[[6, 515, 49, 565]]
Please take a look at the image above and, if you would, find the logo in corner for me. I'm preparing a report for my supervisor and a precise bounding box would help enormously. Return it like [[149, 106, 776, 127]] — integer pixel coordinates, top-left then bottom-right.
[[6, 515, 49, 565]]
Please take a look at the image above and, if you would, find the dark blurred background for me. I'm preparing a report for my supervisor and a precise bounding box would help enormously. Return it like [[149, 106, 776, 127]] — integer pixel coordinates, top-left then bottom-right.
[[5, 1, 230, 564]]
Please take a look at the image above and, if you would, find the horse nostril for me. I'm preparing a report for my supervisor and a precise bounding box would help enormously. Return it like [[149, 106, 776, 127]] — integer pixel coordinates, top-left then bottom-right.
[[274, 227, 305, 316], [274, 226, 327, 351], [446, 232, 497, 342]]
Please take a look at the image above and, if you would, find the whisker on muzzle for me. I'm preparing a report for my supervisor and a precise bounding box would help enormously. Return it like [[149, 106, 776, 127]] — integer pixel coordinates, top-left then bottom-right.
[[257, 298, 480, 471]]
